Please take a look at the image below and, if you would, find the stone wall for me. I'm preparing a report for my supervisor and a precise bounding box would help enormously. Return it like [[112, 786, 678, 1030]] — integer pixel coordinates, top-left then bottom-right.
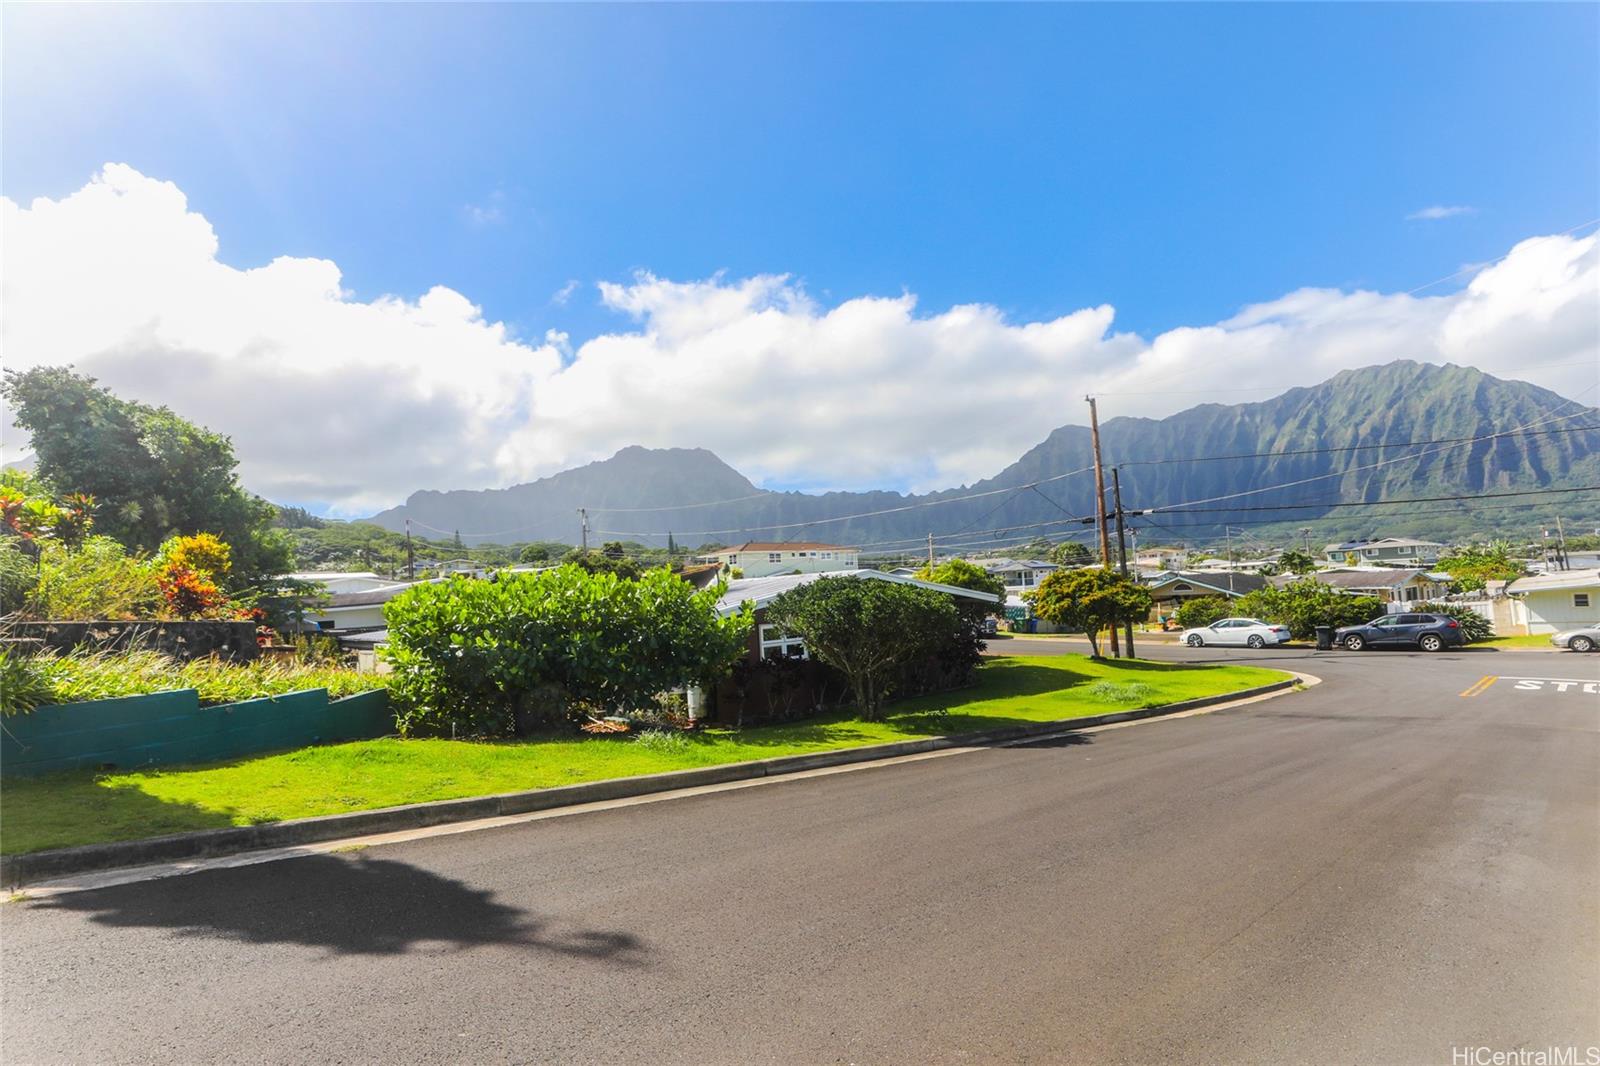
[[1, 620, 260, 662]]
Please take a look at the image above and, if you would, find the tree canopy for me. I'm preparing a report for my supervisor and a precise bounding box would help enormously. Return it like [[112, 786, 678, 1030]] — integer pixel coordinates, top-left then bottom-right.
[[3, 367, 291, 587], [1435, 541, 1525, 593], [1027, 567, 1153, 658], [767, 577, 960, 720]]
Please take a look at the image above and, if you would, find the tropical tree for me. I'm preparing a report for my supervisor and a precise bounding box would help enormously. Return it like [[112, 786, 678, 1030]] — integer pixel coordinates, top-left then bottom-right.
[[1026, 567, 1153, 658], [2, 367, 292, 586], [766, 577, 960, 721], [1278, 549, 1318, 575], [1048, 541, 1094, 567], [1435, 541, 1525, 593]]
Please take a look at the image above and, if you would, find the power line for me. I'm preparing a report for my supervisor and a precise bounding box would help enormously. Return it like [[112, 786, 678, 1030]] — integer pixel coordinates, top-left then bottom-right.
[[591, 465, 1097, 539], [1115, 424, 1598, 467]]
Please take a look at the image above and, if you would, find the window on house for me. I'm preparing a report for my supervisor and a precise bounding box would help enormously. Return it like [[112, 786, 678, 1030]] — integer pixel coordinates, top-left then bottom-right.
[[758, 624, 808, 660], [822, 552, 833, 560], [1576, 593, 1592, 608], [1397, 546, 1412, 555], [769, 553, 782, 563], [728, 555, 738, 565]]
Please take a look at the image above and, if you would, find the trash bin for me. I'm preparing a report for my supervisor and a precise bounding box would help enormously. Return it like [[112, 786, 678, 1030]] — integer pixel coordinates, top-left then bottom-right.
[[1314, 625, 1335, 651]]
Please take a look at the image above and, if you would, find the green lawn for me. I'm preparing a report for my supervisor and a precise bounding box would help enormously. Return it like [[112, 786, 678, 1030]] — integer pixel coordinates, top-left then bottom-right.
[[0, 654, 1289, 855], [1479, 633, 1559, 649]]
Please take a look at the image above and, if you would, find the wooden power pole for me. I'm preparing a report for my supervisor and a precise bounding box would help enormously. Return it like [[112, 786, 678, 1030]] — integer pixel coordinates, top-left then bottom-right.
[[578, 508, 589, 551], [1086, 396, 1119, 657], [405, 518, 415, 581], [1112, 467, 1135, 659]]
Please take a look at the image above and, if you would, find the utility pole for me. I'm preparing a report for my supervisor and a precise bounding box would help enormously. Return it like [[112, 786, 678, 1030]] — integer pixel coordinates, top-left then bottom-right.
[[578, 508, 589, 551], [1112, 468, 1135, 659], [1554, 515, 1570, 570], [1300, 527, 1313, 555], [1085, 396, 1118, 657], [1224, 527, 1236, 595], [927, 532, 935, 568], [405, 518, 415, 581]]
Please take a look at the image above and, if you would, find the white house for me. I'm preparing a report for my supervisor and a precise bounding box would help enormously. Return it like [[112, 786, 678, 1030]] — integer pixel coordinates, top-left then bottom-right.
[[1498, 569, 1600, 634], [1275, 567, 1449, 604], [285, 571, 396, 595], [703, 542, 859, 579], [970, 557, 1059, 594], [1322, 538, 1445, 566]]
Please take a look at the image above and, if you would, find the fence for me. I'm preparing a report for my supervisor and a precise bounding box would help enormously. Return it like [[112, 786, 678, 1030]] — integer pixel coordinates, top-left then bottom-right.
[[0, 688, 392, 778]]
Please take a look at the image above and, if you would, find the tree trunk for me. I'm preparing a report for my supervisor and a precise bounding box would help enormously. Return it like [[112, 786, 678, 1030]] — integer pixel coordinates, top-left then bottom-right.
[[1085, 626, 1102, 659]]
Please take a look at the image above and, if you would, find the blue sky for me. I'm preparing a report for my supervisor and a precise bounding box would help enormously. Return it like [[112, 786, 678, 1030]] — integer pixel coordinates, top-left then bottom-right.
[[4, 4, 1598, 510], [7, 3, 1596, 342]]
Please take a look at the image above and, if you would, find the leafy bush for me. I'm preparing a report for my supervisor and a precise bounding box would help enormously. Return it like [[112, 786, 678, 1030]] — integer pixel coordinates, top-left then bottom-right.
[[1173, 596, 1231, 630], [29, 536, 165, 620], [1415, 602, 1493, 643], [1436, 542, 1525, 593], [382, 565, 751, 737], [1233, 580, 1382, 640], [766, 577, 961, 721], [0, 647, 386, 710]]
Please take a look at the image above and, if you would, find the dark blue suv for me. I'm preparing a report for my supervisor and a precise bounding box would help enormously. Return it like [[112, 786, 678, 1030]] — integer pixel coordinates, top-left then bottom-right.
[[1334, 612, 1465, 652]]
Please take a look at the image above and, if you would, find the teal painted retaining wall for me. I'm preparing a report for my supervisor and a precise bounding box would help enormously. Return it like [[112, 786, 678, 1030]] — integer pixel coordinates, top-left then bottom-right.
[[0, 688, 393, 778]]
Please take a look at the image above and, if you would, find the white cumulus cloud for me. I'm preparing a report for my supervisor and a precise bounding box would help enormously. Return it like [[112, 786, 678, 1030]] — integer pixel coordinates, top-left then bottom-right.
[[3, 165, 1596, 514]]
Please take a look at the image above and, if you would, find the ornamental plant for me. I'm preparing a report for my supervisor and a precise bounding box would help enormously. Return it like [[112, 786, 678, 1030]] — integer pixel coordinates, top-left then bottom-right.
[[382, 565, 751, 737], [157, 564, 227, 619]]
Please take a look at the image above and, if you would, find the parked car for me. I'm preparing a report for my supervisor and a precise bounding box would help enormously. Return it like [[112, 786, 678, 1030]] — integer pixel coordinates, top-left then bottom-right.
[[981, 617, 999, 637], [1334, 613, 1464, 652], [1181, 617, 1292, 648], [1549, 623, 1600, 652]]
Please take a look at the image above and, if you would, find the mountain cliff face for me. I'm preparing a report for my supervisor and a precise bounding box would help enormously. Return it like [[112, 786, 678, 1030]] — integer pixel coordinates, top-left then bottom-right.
[[367, 362, 1600, 548]]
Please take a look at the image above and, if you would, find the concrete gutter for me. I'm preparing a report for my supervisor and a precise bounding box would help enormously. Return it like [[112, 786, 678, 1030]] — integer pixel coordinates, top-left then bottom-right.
[[1, 678, 1299, 888]]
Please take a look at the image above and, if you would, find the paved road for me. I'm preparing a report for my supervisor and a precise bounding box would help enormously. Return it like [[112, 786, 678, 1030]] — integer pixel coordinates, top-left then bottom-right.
[[3, 647, 1597, 1064]]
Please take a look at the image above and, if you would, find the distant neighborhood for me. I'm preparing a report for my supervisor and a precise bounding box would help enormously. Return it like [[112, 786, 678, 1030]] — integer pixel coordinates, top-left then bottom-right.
[[291, 529, 1600, 658]]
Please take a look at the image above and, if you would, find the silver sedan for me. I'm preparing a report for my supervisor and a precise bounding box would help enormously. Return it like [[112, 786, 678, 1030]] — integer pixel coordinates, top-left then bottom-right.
[[1549, 624, 1600, 652]]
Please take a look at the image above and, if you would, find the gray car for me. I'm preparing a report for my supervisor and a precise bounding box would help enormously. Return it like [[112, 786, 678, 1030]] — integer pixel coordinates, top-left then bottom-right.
[[1549, 624, 1600, 652]]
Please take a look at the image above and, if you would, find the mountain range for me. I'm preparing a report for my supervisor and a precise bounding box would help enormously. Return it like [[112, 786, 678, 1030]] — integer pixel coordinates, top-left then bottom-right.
[[367, 361, 1600, 552]]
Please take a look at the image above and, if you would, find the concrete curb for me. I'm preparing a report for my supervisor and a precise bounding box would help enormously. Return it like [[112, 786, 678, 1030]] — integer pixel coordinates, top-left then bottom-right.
[[1, 678, 1298, 888]]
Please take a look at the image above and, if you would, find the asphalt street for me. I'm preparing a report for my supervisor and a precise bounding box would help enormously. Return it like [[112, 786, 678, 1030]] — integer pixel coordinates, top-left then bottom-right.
[[3, 644, 1596, 1065]]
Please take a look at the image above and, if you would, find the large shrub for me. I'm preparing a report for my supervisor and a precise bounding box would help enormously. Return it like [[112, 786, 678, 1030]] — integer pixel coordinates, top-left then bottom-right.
[[1027, 567, 1153, 658], [1415, 602, 1493, 643], [1172, 595, 1231, 630], [766, 577, 961, 721], [1233, 579, 1382, 639], [382, 565, 751, 737], [29, 536, 165, 620]]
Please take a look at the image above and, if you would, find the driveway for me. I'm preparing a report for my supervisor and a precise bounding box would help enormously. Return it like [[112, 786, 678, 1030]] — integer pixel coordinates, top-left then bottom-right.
[[3, 647, 1596, 1064]]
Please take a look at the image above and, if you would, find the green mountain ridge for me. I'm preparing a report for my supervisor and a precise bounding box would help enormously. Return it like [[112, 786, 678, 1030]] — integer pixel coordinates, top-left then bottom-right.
[[366, 362, 1600, 552]]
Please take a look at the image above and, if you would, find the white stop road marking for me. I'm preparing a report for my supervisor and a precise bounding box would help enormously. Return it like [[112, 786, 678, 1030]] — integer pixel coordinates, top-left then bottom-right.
[[1499, 676, 1600, 694]]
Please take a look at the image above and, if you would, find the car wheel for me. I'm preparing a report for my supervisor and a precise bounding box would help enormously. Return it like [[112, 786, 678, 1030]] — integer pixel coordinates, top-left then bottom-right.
[[1186, 634, 1204, 647], [1418, 633, 1444, 652], [1247, 634, 1265, 649], [1571, 636, 1596, 653], [1344, 634, 1366, 651]]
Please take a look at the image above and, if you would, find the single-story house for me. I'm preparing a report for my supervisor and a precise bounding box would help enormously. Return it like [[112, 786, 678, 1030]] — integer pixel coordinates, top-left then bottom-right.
[[1497, 569, 1600, 635], [1274, 567, 1449, 604], [1143, 570, 1270, 622], [1322, 538, 1445, 566], [303, 583, 420, 632], [710, 568, 1000, 723], [701, 542, 859, 579]]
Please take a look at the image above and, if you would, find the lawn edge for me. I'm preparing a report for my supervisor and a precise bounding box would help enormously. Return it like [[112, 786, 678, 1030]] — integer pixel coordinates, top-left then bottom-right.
[[1, 675, 1300, 888]]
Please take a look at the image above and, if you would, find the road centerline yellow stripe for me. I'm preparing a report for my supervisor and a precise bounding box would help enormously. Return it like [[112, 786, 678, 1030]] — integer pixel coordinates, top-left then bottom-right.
[[1459, 675, 1498, 698]]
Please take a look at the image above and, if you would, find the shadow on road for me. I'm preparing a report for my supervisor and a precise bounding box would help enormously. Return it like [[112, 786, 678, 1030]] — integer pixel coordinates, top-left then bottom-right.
[[32, 853, 650, 964]]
